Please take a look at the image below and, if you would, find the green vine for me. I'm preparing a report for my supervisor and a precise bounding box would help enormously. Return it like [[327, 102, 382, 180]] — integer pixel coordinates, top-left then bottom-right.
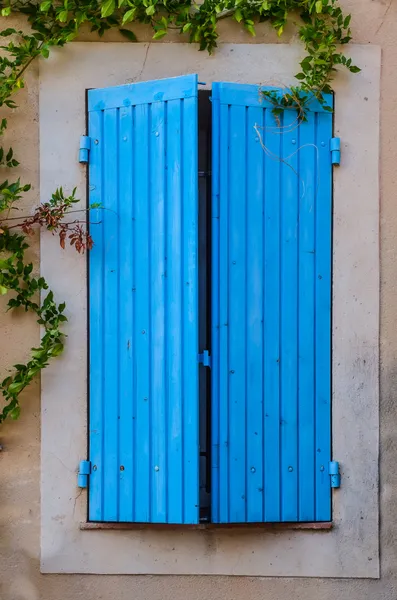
[[0, 0, 358, 424]]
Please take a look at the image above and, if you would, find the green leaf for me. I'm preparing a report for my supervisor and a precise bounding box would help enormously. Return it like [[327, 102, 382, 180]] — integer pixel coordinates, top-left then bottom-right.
[[58, 10, 68, 22], [119, 28, 137, 41], [344, 14, 351, 28], [1, 6, 11, 16], [152, 29, 166, 39], [121, 8, 136, 25], [8, 381, 24, 395], [39, 0, 51, 12], [9, 405, 21, 419], [315, 0, 323, 13], [182, 22, 192, 32], [295, 72, 306, 80], [146, 5, 156, 16], [0, 285, 8, 295], [234, 8, 243, 22], [101, 0, 116, 18], [51, 343, 64, 357], [349, 65, 361, 73]]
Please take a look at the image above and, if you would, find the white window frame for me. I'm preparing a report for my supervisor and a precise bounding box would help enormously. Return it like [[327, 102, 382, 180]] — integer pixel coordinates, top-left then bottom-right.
[[40, 42, 380, 577]]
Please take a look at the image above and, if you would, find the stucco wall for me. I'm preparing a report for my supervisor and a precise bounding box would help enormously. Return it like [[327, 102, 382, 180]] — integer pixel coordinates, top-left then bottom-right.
[[0, 0, 396, 597]]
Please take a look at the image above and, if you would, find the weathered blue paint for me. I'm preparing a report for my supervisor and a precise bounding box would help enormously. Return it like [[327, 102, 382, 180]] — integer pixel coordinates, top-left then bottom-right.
[[88, 75, 199, 523], [211, 83, 333, 523]]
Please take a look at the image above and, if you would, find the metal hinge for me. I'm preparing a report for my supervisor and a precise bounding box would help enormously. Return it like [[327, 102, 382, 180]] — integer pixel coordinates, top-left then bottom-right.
[[78, 460, 91, 488], [330, 137, 341, 166], [329, 461, 341, 488], [79, 135, 91, 164], [198, 350, 211, 368]]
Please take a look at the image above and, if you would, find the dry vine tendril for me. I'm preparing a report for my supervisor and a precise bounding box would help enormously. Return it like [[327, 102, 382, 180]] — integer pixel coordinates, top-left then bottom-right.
[[0, 0, 359, 424]]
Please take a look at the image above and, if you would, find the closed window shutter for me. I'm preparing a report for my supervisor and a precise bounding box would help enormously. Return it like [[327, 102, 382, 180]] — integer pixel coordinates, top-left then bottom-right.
[[211, 83, 333, 523], [88, 75, 200, 523]]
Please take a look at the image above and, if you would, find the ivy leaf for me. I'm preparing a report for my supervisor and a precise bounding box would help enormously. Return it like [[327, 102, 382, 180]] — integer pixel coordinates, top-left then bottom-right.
[[152, 30, 167, 39], [119, 28, 137, 41], [41, 46, 50, 59], [234, 8, 243, 22], [146, 5, 156, 16], [349, 65, 361, 73], [0, 285, 8, 295], [315, 0, 323, 13], [101, 0, 116, 18], [182, 22, 192, 32], [58, 10, 69, 22], [51, 343, 64, 357], [8, 381, 24, 395], [39, 1, 52, 12], [121, 8, 136, 25], [9, 406, 21, 419], [295, 72, 306, 80]]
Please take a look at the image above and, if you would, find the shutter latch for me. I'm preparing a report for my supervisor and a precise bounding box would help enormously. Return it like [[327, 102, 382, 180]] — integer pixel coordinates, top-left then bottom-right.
[[78, 460, 91, 488], [329, 461, 341, 488], [198, 350, 211, 368], [79, 135, 91, 164], [330, 137, 341, 166]]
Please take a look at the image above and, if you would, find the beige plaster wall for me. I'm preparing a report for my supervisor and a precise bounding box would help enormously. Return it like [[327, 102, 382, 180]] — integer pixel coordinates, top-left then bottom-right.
[[0, 0, 396, 597]]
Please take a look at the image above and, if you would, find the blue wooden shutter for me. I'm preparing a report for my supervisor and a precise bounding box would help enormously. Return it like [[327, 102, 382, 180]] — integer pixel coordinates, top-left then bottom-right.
[[211, 83, 332, 523], [88, 75, 199, 523]]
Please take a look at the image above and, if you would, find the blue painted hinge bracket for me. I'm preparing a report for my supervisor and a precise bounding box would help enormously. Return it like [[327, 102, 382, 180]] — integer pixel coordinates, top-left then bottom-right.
[[329, 461, 341, 488], [330, 137, 341, 166], [78, 460, 91, 488], [79, 135, 91, 164], [198, 350, 211, 368]]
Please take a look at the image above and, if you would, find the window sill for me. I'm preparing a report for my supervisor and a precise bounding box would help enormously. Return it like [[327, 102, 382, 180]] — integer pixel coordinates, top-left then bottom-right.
[[80, 521, 333, 531]]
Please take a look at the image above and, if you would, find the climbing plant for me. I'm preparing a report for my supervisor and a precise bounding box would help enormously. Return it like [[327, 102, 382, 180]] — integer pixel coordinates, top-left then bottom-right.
[[0, 0, 359, 423]]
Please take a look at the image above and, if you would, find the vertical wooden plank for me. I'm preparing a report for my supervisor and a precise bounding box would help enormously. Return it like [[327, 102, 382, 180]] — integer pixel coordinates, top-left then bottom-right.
[[228, 104, 247, 523], [280, 109, 299, 522], [118, 106, 134, 522], [263, 108, 281, 523], [297, 115, 316, 521], [133, 102, 151, 522], [102, 108, 119, 521], [315, 112, 332, 521], [211, 85, 221, 523], [246, 106, 264, 522], [218, 103, 230, 522], [182, 95, 199, 523], [88, 108, 104, 522], [150, 101, 167, 523], [166, 99, 183, 523]]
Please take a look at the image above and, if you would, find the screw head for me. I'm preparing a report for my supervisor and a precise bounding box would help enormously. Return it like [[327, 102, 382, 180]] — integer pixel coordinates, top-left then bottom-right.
[[251, 467, 256, 473], [92, 465, 97, 471], [320, 465, 325, 472], [120, 465, 125, 471], [288, 466, 293, 472], [154, 465, 159, 472], [292, 139, 296, 145], [94, 139, 99, 145]]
